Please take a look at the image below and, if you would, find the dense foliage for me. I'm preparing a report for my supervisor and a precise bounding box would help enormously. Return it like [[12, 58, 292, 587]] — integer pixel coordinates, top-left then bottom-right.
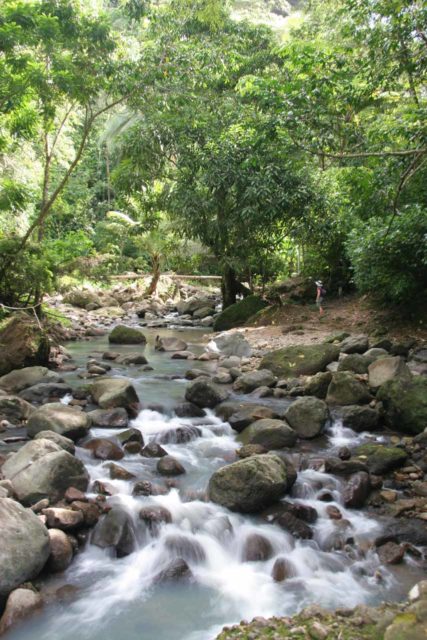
[[0, 0, 426, 309]]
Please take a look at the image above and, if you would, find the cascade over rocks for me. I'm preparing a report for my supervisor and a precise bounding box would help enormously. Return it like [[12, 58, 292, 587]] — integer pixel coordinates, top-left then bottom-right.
[[377, 376, 427, 435], [2, 439, 89, 505], [260, 344, 339, 377], [208, 454, 289, 513], [284, 396, 329, 439], [0, 498, 50, 596], [242, 533, 274, 562], [27, 402, 91, 441], [185, 379, 229, 408]]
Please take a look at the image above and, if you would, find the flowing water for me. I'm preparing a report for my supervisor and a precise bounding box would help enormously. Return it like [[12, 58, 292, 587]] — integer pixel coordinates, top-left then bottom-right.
[[5, 328, 425, 640]]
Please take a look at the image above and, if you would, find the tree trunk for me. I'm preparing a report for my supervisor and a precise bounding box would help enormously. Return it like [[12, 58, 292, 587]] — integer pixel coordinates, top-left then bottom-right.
[[145, 254, 161, 296], [221, 264, 237, 309]]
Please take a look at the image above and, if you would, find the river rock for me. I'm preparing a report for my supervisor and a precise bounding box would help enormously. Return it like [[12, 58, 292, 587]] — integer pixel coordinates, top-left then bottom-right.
[[211, 332, 252, 357], [185, 368, 210, 380], [163, 534, 206, 564], [275, 511, 313, 539], [303, 371, 332, 399], [2, 439, 89, 505], [34, 430, 75, 454], [156, 425, 202, 445], [260, 344, 339, 377], [108, 463, 135, 480], [91, 506, 136, 557], [87, 407, 129, 428], [0, 316, 50, 376], [108, 325, 146, 345], [174, 402, 205, 418], [377, 521, 427, 547], [139, 506, 172, 533], [343, 471, 371, 508], [89, 378, 139, 415], [364, 347, 389, 359], [27, 403, 90, 441], [368, 356, 411, 389], [0, 395, 35, 424], [285, 397, 329, 439], [228, 404, 278, 432], [339, 335, 369, 354], [157, 455, 186, 476], [239, 418, 297, 450], [0, 588, 43, 635], [208, 454, 289, 513], [116, 427, 144, 445], [242, 533, 274, 561], [326, 372, 372, 405], [377, 376, 427, 435], [42, 507, 84, 530], [0, 366, 59, 393], [154, 558, 193, 583], [377, 541, 405, 565], [272, 557, 296, 582], [141, 442, 167, 458], [233, 369, 276, 393], [355, 444, 408, 474], [0, 498, 50, 596], [19, 382, 73, 403], [46, 528, 74, 573], [338, 354, 371, 375], [236, 444, 268, 458], [339, 405, 379, 432], [83, 438, 124, 461], [185, 379, 229, 408], [155, 336, 188, 352], [324, 458, 369, 476]]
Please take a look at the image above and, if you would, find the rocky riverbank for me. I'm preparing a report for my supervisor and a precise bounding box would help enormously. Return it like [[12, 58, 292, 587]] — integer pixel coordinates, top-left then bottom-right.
[[0, 283, 426, 638]]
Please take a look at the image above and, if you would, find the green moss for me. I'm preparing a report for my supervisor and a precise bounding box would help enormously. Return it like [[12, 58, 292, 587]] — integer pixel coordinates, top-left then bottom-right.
[[108, 324, 146, 344], [260, 344, 339, 377], [355, 443, 407, 474], [213, 295, 268, 331], [42, 306, 72, 327], [377, 377, 427, 435]]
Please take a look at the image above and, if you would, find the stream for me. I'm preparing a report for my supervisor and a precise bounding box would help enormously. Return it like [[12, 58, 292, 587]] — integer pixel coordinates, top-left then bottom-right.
[[5, 328, 426, 640]]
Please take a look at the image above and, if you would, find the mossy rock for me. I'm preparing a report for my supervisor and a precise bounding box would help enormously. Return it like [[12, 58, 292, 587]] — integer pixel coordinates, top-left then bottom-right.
[[377, 377, 427, 435], [0, 315, 50, 376], [260, 344, 339, 377], [108, 325, 146, 345], [213, 296, 268, 332], [355, 443, 408, 475], [63, 289, 101, 309]]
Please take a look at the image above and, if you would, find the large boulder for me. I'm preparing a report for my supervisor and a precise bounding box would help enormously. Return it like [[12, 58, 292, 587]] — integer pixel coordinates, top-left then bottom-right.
[[34, 430, 75, 454], [0, 498, 50, 596], [185, 379, 229, 408], [208, 454, 289, 513], [0, 366, 59, 393], [239, 418, 297, 450], [19, 382, 73, 403], [87, 407, 129, 428], [63, 289, 101, 309], [260, 344, 339, 377], [27, 403, 91, 441], [0, 316, 50, 376], [338, 354, 371, 375], [177, 297, 213, 316], [303, 371, 332, 399], [89, 378, 140, 414], [108, 325, 146, 345], [355, 443, 408, 475], [368, 356, 412, 389], [0, 395, 35, 424], [210, 332, 252, 357], [213, 295, 268, 332], [377, 377, 427, 435], [155, 336, 188, 352], [339, 405, 379, 432], [91, 506, 136, 558], [233, 369, 276, 394], [284, 396, 329, 439], [326, 372, 372, 405], [228, 404, 278, 433], [339, 335, 369, 354], [2, 439, 89, 505]]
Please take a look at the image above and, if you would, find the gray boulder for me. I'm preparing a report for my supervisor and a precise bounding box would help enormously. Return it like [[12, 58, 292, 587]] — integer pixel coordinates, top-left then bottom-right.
[[34, 430, 75, 454], [0, 395, 35, 424], [193, 306, 215, 319], [368, 356, 411, 389], [377, 376, 427, 435], [208, 454, 289, 513], [285, 396, 329, 439], [364, 348, 389, 359], [0, 366, 60, 393], [343, 472, 371, 508], [339, 335, 369, 354], [239, 418, 297, 450], [0, 498, 50, 596], [108, 325, 146, 345], [260, 344, 339, 377], [27, 403, 90, 441], [338, 354, 371, 375], [2, 439, 89, 505], [19, 382, 72, 403], [339, 405, 379, 432], [211, 333, 252, 357], [326, 372, 372, 405], [228, 404, 278, 433], [233, 369, 276, 394], [303, 371, 332, 399], [91, 506, 136, 558], [185, 379, 229, 408], [87, 407, 129, 428], [90, 378, 140, 414]]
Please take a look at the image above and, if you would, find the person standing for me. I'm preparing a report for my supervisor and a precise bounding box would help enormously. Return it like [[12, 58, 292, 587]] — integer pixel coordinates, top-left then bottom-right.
[[315, 280, 325, 316]]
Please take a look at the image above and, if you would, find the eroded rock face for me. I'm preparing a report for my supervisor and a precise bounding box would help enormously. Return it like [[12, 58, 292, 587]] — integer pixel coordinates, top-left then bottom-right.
[[285, 396, 329, 439], [208, 454, 289, 513], [2, 439, 89, 505], [377, 376, 427, 435], [260, 344, 339, 377], [0, 498, 50, 596], [27, 403, 91, 441], [90, 378, 140, 414]]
